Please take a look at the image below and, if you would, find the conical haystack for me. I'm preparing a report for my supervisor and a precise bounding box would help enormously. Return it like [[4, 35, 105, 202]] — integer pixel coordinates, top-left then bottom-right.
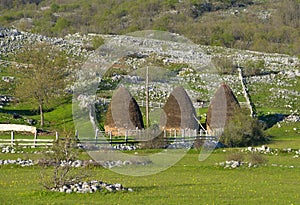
[[206, 83, 240, 135], [160, 86, 198, 131], [104, 86, 144, 135]]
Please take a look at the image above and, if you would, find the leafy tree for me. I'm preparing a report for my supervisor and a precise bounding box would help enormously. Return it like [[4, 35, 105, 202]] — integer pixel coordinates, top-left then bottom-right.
[[14, 43, 73, 127]]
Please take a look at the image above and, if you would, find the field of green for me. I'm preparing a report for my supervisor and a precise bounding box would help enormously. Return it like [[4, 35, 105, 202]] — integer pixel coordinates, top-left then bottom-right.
[[0, 121, 299, 205]]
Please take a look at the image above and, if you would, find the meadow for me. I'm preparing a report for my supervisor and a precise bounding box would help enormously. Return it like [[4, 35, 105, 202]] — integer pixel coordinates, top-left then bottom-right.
[[0, 121, 299, 205]]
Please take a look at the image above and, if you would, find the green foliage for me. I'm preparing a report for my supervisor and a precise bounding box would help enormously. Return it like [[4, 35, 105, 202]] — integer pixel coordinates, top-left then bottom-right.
[[50, 3, 60, 12], [212, 56, 236, 75], [0, 0, 299, 55], [13, 42, 74, 127], [243, 60, 265, 76], [91, 36, 105, 50], [249, 153, 268, 165], [226, 152, 244, 162], [221, 111, 269, 147], [52, 17, 71, 35]]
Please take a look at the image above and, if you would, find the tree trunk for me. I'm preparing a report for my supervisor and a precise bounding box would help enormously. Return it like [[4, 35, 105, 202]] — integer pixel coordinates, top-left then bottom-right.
[[39, 103, 44, 127]]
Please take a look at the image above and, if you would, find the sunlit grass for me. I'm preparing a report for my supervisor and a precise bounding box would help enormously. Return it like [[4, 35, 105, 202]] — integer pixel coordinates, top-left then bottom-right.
[[1, 143, 300, 204]]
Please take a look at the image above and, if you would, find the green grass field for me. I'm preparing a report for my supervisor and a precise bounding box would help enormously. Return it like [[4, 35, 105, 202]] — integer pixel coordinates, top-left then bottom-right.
[[1, 123, 300, 205]]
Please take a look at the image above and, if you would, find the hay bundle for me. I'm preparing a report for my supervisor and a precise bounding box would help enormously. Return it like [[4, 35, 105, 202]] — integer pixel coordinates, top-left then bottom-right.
[[206, 83, 240, 135], [104, 86, 144, 135], [160, 86, 198, 131]]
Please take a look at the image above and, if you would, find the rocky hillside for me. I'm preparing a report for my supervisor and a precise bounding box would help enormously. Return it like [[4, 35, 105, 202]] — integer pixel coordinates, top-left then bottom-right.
[[0, 28, 299, 119]]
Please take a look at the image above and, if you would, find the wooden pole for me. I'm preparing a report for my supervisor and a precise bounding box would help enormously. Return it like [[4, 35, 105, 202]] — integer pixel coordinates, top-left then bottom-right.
[[145, 66, 149, 128], [34, 131, 37, 146], [95, 129, 98, 145], [11, 131, 14, 146]]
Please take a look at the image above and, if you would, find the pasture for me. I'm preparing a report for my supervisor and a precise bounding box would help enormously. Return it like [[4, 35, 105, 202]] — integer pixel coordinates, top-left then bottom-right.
[[0, 122, 300, 205]]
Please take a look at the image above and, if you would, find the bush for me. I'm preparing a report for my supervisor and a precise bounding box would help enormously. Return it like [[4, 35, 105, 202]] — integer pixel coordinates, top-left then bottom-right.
[[212, 56, 237, 75], [226, 152, 244, 162], [249, 153, 268, 165], [220, 111, 269, 147], [91, 36, 105, 50], [243, 60, 265, 76], [39, 132, 87, 190]]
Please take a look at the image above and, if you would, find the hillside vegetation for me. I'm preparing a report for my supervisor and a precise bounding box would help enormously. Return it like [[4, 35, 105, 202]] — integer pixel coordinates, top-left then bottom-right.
[[1, 0, 300, 56]]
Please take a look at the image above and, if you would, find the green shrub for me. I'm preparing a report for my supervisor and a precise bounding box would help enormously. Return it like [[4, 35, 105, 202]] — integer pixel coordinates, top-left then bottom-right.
[[243, 60, 265, 76], [226, 152, 244, 162], [221, 111, 269, 147], [249, 153, 268, 165], [91, 36, 105, 50], [212, 56, 237, 75]]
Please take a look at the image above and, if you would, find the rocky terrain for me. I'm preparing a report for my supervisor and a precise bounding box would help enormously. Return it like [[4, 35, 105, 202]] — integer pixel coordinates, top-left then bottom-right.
[[0, 27, 299, 117]]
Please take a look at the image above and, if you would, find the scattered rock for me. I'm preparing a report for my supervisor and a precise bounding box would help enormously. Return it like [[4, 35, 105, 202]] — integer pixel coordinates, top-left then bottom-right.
[[51, 180, 133, 194]]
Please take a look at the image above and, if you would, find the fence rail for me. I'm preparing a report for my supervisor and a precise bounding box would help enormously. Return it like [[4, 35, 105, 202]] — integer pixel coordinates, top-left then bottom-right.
[[99, 98, 208, 109], [0, 129, 218, 147]]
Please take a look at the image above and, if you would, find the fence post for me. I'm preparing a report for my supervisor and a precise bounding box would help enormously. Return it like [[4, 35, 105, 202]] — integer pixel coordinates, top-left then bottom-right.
[[55, 132, 59, 141], [125, 130, 128, 145], [11, 131, 14, 146], [164, 129, 166, 138], [95, 129, 98, 145], [174, 129, 176, 138], [34, 131, 37, 147], [75, 130, 79, 140]]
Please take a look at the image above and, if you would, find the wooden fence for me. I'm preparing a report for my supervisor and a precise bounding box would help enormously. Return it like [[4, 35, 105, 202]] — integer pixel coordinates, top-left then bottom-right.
[[0, 131, 58, 147], [99, 98, 208, 109], [0, 129, 217, 147]]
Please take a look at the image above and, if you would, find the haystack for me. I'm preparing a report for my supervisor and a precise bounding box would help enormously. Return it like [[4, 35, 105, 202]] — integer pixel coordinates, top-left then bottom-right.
[[160, 86, 198, 131], [206, 83, 240, 135], [104, 86, 144, 135]]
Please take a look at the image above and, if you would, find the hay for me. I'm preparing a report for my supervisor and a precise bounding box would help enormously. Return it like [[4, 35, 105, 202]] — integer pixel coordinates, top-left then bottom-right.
[[160, 86, 198, 131], [104, 86, 144, 135], [206, 83, 240, 135]]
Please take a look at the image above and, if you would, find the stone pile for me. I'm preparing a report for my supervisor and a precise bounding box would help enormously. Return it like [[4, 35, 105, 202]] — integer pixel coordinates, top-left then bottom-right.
[[293, 150, 300, 158], [217, 160, 258, 169], [51, 180, 133, 194], [0, 158, 34, 166], [113, 144, 137, 151], [37, 158, 152, 169], [0, 95, 13, 108], [283, 114, 300, 123], [98, 159, 152, 169], [1, 146, 17, 154], [242, 145, 275, 155]]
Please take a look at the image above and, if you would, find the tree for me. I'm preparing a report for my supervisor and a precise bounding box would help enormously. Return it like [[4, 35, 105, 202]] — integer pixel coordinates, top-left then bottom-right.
[[39, 131, 88, 190], [14, 43, 72, 127]]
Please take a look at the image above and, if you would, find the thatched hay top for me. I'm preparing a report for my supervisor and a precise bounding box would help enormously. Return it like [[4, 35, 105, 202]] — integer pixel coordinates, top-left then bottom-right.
[[104, 86, 144, 135], [160, 86, 198, 131], [206, 83, 240, 134]]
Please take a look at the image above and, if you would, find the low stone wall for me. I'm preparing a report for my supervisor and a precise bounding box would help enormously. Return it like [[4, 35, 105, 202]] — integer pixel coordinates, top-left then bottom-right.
[[0, 124, 36, 134]]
